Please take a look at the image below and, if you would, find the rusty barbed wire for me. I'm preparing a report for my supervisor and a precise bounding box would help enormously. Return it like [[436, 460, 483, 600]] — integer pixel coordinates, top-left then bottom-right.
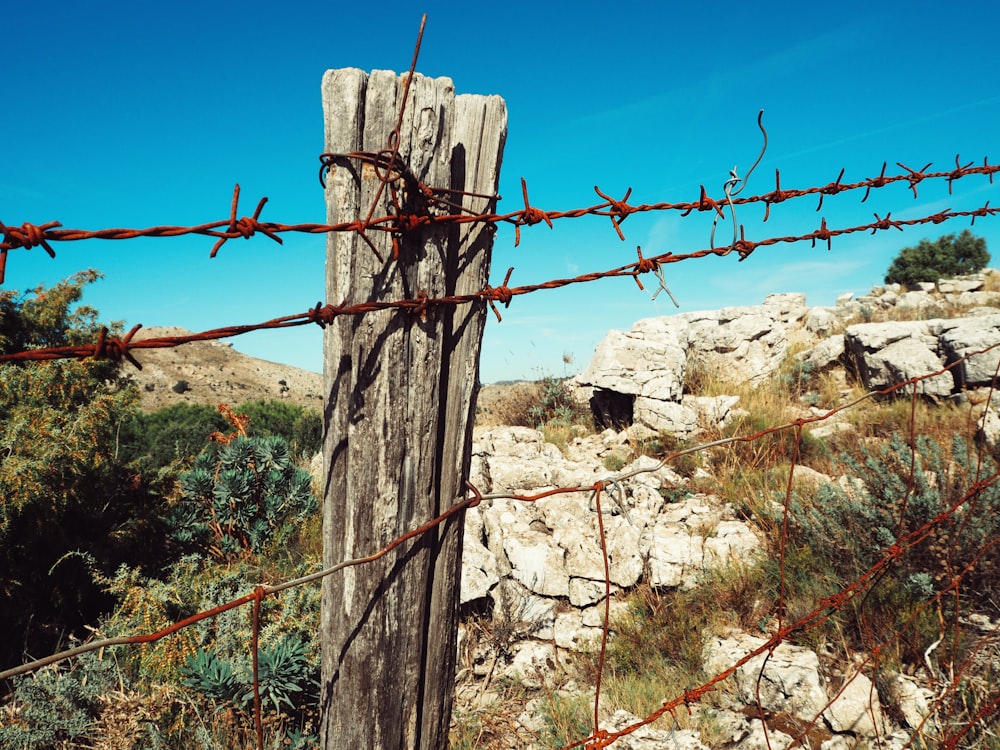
[[4, 24, 1000, 739], [3, 158, 998, 284], [2, 201, 999, 368]]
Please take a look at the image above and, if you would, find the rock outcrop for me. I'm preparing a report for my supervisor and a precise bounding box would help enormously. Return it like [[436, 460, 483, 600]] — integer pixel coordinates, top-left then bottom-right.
[[450, 423, 947, 749], [447, 271, 1000, 748], [577, 271, 1000, 433], [464, 427, 761, 611]]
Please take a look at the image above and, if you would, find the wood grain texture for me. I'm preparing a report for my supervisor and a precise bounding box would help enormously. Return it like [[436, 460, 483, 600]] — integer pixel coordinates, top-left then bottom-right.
[[319, 68, 506, 749]]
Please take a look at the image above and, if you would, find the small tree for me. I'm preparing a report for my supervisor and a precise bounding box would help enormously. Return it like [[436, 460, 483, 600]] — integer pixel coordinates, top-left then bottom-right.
[[0, 271, 169, 668], [884, 229, 990, 285]]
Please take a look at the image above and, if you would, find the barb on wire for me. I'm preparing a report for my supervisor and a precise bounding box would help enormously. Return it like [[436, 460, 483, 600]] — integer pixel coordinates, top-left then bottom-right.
[[210, 184, 282, 258]]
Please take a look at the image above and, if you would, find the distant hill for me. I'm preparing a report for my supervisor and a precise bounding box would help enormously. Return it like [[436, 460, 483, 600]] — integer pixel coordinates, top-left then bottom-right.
[[125, 327, 325, 413]]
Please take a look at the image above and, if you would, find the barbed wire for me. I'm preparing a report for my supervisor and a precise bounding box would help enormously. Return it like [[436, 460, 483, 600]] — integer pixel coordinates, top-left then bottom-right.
[[1, 197, 998, 369], [2, 157, 997, 284]]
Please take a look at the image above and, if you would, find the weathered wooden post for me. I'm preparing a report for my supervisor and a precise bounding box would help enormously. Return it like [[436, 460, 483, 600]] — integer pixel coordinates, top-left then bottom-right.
[[319, 69, 506, 749]]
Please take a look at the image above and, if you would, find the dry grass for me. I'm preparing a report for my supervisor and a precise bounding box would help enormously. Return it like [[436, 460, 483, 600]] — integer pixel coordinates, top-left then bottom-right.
[[476, 382, 544, 427]]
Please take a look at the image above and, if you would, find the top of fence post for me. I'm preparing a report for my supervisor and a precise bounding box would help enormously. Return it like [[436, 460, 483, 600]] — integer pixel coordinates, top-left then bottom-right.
[[318, 67, 506, 749]]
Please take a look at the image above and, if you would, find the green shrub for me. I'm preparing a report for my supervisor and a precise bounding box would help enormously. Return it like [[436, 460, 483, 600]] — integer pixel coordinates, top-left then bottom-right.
[[121, 402, 228, 469], [169, 435, 318, 559], [235, 399, 323, 460], [0, 652, 121, 748], [97, 553, 322, 746], [884, 229, 990, 285], [0, 271, 170, 668], [181, 635, 317, 717], [788, 433, 1000, 608], [528, 376, 588, 428]]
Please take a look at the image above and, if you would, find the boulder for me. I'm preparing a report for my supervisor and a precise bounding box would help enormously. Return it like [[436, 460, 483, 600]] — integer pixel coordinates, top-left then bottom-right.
[[805, 307, 839, 335], [683, 307, 789, 387], [797, 334, 845, 373], [937, 314, 1000, 389], [844, 321, 952, 397], [683, 394, 741, 431], [937, 276, 985, 294], [599, 709, 710, 749], [822, 671, 888, 737], [579, 301, 795, 433], [472, 426, 593, 493], [888, 673, 938, 731], [579, 324, 687, 400], [634, 398, 697, 436], [460, 506, 500, 603], [703, 634, 828, 722]]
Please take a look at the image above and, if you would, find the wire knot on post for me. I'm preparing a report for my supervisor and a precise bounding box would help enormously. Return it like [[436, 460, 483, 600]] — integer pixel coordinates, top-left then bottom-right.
[[410, 291, 430, 321]]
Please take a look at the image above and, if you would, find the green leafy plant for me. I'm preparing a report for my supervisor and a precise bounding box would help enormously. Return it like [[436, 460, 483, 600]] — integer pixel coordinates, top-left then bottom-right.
[[0, 271, 170, 668], [169, 434, 318, 559], [181, 636, 316, 717], [245, 636, 316, 715], [884, 229, 990, 285], [181, 647, 241, 706], [0, 653, 121, 748], [528, 376, 587, 428]]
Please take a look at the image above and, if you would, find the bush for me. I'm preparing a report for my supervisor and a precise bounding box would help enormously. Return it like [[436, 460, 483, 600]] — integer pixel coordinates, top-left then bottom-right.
[[123, 400, 323, 472], [0, 271, 170, 669], [121, 402, 228, 469], [0, 652, 122, 748], [168, 435, 318, 559], [181, 635, 317, 717], [784, 432, 1000, 625], [884, 229, 990, 285], [234, 399, 323, 460], [99, 555, 321, 746]]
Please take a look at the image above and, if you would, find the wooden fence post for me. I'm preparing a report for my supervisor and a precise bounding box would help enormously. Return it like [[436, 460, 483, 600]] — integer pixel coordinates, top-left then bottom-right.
[[318, 68, 506, 749]]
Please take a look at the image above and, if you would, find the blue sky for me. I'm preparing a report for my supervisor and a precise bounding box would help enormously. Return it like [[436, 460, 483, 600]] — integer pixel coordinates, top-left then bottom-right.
[[4, 1, 999, 383]]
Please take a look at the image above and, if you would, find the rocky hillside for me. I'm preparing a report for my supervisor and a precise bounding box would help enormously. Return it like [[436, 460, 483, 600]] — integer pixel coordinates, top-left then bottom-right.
[[575, 270, 1000, 436], [450, 270, 1000, 749], [125, 326, 325, 412]]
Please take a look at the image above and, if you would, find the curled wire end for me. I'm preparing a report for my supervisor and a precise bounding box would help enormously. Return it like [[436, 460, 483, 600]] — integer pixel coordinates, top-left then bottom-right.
[[710, 110, 768, 251], [588, 477, 634, 525]]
